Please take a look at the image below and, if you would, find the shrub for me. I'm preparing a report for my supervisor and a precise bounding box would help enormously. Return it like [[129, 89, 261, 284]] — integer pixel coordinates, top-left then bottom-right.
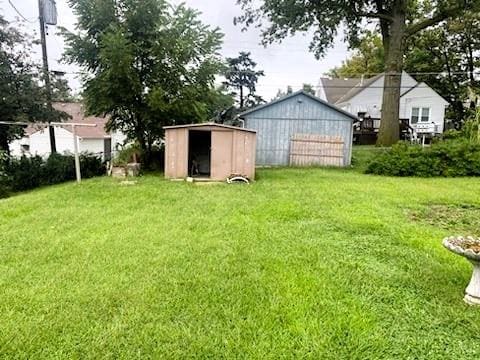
[[0, 151, 10, 198], [80, 153, 105, 178], [0, 153, 105, 197], [366, 140, 480, 177], [113, 143, 164, 171], [43, 153, 76, 185], [8, 155, 44, 191]]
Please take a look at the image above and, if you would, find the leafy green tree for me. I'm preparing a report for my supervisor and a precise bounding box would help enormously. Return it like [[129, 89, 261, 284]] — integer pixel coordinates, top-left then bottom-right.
[[325, 31, 385, 78], [51, 73, 75, 102], [302, 83, 316, 96], [223, 52, 265, 109], [206, 85, 236, 122], [273, 85, 293, 100], [405, 11, 480, 127], [0, 17, 68, 154], [326, 12, 480, 128], [235, 0, 480, 145], [62, 0, 224, 164]]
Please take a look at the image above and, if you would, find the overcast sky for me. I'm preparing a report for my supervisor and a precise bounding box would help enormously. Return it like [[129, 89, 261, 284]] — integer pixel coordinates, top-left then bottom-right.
[[2, 0, 351, 100]]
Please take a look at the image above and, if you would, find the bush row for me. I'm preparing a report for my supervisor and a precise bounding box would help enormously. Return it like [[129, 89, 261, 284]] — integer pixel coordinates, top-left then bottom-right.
[[366, 140, 480, 177], [0, 153, 104, 196]]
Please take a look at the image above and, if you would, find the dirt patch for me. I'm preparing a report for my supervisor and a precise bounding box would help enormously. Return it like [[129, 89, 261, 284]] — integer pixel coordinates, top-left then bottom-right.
[[409, 204, 480, 236]]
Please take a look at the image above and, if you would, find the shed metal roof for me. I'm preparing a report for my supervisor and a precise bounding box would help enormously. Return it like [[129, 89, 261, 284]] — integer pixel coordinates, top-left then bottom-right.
[[163, 122, 256, 133], [239, 90, 358, 121]]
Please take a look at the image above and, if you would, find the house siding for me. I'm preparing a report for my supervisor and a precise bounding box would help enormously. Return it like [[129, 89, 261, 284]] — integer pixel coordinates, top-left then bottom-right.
[[9, 126, 125, 160], [335, 72, 448, 133], [242, 93, 354, 166]]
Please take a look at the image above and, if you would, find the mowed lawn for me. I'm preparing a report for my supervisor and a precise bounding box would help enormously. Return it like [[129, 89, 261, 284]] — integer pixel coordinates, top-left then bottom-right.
[[1, 166, 480, 358]]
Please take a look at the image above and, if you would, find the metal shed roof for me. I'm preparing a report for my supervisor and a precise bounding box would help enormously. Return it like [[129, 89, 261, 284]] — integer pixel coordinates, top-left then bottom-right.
[[163, 122, 257, 133], [239, 90, 358, 121]]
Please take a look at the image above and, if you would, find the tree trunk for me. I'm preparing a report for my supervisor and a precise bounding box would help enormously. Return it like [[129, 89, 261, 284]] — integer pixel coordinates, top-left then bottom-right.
[[0, 126, 10, 155], [377, 9, 406, 146], [240, 85, 244, 109]]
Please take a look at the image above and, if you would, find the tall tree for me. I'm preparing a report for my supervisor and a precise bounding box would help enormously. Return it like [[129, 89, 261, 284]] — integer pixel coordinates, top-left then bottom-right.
[[223, 52, 265, 110], [273, 85, 293, 100], [62, 0, 224, 164], [235, 0, 480, 145], [326, 13, 480, 128], [302, 83, 316, 96], [0, 17, 67, 154], [51, 72, 75, 102], [325, 31, 385, 78]]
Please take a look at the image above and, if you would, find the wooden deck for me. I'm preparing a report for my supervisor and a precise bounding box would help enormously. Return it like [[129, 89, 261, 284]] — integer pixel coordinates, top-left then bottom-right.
[[353, 118, 412, 145]]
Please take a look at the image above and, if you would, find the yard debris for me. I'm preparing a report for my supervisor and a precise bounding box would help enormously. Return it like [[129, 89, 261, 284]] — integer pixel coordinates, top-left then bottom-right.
[[227, 174, 250, 184], [445, 236, 480, 254]]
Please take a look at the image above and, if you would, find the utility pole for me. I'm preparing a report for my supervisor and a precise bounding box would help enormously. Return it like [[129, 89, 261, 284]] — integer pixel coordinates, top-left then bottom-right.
[[38, 0, 56, 153]]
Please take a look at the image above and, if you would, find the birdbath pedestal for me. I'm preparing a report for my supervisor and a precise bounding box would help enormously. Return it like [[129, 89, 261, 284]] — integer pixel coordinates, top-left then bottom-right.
[[443, 236, 480, 305]]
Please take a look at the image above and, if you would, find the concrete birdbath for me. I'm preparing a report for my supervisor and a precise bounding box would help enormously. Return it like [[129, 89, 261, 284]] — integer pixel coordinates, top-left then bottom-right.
[[443, 236, 480, 305]]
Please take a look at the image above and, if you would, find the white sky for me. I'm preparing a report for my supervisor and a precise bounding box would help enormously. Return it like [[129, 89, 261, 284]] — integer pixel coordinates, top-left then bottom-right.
[[2, 0, 351, 100]]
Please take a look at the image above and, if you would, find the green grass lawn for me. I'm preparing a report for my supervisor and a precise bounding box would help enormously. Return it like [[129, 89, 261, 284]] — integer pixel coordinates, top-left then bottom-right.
[[1, 167, 480, 359]]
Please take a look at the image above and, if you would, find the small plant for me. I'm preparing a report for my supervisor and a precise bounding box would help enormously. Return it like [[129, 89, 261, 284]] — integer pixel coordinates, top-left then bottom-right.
[[462, 108, 480, 144], [112, 143, 164, 171], [112, 144, 142, 167]]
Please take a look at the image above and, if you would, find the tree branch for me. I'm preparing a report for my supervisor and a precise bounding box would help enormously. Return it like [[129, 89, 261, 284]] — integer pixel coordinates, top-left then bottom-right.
[[354, 11, 394, 22], [406, 6, 465, 37]]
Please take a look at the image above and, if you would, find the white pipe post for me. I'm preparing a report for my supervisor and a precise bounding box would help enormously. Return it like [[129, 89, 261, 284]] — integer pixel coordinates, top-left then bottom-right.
[[72, 125, 81, 182]]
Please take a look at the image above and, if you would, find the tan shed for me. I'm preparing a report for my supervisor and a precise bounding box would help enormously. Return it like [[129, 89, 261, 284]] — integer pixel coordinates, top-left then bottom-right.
[[164, 123, 256, 181]]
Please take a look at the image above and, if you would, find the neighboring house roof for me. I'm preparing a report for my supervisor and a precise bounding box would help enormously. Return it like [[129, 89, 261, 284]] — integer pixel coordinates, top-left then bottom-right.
[[335, 74, 384, 104], [319, 77, 362, 103], [163, 122, 257, 133], [239, 90, 358, 121], [25, 102, 110, 139]]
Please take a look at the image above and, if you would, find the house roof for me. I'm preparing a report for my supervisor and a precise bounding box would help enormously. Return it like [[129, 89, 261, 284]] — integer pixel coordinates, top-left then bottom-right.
[[239, 90, 358, 121], [319, 77, 362, 103], [163, 122, 257, 133], [25, 102, 110, 139], [335, 74, 384, 104]]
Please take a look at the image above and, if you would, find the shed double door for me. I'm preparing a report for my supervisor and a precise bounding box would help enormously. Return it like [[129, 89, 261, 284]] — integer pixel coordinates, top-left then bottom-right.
[[210, 130, 233, 180], [289, 133, 345, 167]]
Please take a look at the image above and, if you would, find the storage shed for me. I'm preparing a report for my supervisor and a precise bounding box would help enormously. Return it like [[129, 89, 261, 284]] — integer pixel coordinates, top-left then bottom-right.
[[164, 123, 256, 181], [239, 90, 358, 167]]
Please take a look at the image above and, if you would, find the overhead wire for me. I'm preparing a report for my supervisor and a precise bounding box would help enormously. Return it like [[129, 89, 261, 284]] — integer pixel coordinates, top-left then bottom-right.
[[7, 0, 36, 23]]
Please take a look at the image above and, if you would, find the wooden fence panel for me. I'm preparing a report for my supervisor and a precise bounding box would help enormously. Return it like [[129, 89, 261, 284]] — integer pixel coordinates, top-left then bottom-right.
[[289, 133, 345, 167]]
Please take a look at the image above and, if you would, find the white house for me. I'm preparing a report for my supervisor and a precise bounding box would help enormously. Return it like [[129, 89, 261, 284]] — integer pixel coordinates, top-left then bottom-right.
[[317, 72, 449, 136], [9, 102, 126, 160]]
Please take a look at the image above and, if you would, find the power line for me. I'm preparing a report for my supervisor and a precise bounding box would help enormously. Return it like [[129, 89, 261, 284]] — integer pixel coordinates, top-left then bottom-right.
[[7, 0, 36, 23]]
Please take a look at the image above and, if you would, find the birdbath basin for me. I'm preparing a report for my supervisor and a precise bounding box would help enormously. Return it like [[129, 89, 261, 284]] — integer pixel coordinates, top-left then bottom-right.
[[443, 236, 480, 305]]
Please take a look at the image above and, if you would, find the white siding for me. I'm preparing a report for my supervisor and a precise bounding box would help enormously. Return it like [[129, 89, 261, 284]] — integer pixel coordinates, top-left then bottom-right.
[[9, 127, 126, 160], [79, 138, 105, 156], [30, 127, 76, 156], [401, 84, 448, 133], [338, 73, 418, 118], [336, 72, 448, 133]]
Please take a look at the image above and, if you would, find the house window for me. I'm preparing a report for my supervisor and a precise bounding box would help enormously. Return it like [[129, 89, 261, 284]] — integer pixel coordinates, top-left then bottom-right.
[[411, 107, 430, 124]]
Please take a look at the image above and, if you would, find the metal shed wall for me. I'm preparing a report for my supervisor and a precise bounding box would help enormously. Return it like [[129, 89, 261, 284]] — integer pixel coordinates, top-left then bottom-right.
[[164, 124, 256, 181], [242, 93, 354, 166]]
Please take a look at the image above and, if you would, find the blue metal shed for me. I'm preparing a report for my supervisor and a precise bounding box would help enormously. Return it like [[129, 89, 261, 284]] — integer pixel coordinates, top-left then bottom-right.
[[239, 90, 357, 167]]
